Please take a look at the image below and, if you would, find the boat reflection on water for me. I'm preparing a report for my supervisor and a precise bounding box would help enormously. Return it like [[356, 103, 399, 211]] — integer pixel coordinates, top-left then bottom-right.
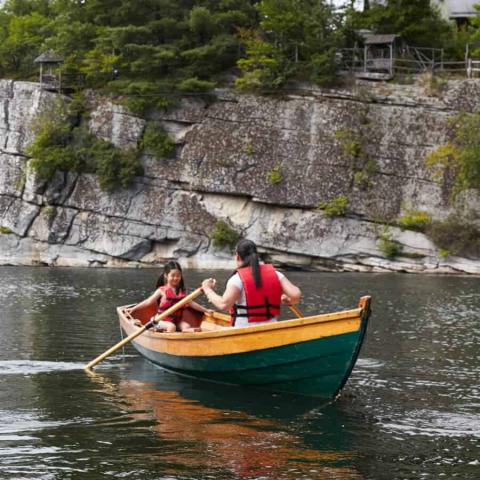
[[88, 360, 363, 479]]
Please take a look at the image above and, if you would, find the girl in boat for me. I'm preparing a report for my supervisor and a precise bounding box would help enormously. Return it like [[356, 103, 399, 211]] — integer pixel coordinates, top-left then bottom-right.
[[202, 239, 302, 327], [128, 261, 211, 332]]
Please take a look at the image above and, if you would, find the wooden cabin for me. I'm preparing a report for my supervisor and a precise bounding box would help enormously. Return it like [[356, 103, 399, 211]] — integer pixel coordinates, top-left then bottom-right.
[[34, 50, 64, 91], [355, 34, 400, 81]]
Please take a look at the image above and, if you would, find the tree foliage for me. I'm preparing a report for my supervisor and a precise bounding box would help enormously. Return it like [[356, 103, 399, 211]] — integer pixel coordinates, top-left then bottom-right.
[[0, 0, 471, 97], [467, 4, 480, 57], [236, 0, 342, 90], [0, 0, 258, 99]]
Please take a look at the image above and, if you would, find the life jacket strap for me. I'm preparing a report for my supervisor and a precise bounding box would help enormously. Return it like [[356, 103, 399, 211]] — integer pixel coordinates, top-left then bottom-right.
[[232, 296, 280, 319]]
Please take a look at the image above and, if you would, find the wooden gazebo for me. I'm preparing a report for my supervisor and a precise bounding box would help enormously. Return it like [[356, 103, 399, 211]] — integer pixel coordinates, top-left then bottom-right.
[[356, 34, 400, 80], [34, 50, 64, 91]]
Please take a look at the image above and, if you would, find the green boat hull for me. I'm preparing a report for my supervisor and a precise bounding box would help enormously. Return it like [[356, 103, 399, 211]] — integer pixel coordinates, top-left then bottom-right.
[[132, 327, 366, 398]]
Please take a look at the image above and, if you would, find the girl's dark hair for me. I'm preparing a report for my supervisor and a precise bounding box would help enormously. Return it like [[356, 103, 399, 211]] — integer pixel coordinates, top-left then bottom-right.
[[156, 261, 185, 293], [235, 239, 262, 288]]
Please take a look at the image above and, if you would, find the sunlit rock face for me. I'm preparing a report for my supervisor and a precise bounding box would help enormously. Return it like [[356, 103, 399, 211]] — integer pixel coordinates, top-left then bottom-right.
[[0, 79, 479, 274]]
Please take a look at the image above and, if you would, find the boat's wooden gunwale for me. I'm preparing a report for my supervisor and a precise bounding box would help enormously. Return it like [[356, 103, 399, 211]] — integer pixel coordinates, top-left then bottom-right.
[[118, 306, 364, 357], [118, 306, 363, 341]]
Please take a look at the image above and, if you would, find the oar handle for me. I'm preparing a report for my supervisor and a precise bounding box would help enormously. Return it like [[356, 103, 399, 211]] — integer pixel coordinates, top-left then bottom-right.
[[288, 304, 303, 318], [85, 287, 204, 370]]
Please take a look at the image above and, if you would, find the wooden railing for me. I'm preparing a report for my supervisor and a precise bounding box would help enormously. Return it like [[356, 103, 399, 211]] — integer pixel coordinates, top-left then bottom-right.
[[466, 59, 480, 78], [39, 73, 86, 92], [337, 47, 480, 79]]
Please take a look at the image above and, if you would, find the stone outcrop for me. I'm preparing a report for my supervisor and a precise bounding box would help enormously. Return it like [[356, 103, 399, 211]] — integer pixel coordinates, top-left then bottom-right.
[[0, 78, 479, 274]]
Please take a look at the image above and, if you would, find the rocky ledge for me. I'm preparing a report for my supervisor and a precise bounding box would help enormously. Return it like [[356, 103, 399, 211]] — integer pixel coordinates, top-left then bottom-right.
[[0, 79, 479, 274]]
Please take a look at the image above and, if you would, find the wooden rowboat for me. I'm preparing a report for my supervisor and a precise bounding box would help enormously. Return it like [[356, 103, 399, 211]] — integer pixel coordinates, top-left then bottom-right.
[[118, 296, 371, 399]]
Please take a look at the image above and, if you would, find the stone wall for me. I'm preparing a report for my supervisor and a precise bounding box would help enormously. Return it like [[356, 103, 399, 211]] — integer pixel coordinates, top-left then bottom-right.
[[1, 78, 479, 273]]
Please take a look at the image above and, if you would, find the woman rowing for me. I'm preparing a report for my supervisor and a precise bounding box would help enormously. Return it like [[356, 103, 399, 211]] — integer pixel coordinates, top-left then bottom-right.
[[202, 239, 301, 327]]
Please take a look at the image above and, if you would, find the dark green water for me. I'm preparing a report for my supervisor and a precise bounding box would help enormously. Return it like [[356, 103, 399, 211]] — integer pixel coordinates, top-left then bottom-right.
[[0, 267, 478, 479]]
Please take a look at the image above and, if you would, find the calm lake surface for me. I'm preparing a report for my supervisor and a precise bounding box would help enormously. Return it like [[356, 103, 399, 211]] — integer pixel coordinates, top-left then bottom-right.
[[0, 266, 478, 480]]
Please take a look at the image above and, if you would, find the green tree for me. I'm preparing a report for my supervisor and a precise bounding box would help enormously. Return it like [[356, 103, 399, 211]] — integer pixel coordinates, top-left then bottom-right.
[[0, 0, 346, 99], [0, 10, 52, 77], [189, 6, 217, 42], [0, 0, 259, 95], [466, 4, 480, 58], [236, 0, 341, 90], [235, 29, 286, 90], [259, 0, 306, 60]]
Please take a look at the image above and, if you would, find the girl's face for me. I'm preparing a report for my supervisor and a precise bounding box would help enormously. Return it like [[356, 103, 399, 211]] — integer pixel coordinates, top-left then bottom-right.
[[165, 269, 182, 288]]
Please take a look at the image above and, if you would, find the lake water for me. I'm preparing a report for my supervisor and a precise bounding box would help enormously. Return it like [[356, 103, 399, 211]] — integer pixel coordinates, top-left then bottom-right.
[[0, 267, 478, 479]]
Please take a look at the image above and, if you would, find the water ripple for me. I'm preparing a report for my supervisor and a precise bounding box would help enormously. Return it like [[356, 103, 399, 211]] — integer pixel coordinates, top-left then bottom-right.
[[380, 410, 480, 438], [0, 361, 86, 375], [0, 411, 73, 435]]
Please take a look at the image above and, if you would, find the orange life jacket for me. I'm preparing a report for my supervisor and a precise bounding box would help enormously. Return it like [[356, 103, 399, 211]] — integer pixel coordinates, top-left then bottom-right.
[[230, 264, 282, 325], [157, 285, 186, 323]]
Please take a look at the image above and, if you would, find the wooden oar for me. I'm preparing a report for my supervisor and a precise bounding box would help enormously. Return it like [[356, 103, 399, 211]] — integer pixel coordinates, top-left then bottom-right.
[[288, 304, 303, 318], [85, 287, 204, 371]]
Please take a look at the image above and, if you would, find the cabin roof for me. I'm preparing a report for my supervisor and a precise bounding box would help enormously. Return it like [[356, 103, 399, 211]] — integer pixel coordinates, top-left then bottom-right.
[[34, 50, 64, 64], [364, 34, 398, 45]]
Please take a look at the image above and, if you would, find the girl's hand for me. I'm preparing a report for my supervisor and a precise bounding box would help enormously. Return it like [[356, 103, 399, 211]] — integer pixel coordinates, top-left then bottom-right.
[[204, 309, 214, 316]]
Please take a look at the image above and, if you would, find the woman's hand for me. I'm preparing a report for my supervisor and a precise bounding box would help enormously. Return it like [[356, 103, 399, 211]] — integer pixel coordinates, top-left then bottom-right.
[[281, 294, 293, 305], [202, 278, 216, 291], [202, 279, 240, 312]]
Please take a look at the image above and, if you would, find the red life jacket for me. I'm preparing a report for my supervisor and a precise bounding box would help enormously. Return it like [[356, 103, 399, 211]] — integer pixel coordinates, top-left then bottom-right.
[[157, 285, 186, 323], [230, 264, 282, 325]]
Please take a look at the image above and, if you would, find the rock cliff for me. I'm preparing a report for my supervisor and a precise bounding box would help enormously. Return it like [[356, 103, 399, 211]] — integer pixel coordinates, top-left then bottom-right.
[[1, 78, 479, 273]]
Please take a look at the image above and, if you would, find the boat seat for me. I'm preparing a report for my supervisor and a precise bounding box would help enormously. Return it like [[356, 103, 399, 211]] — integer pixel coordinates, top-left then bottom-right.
[[199, 321, 231, 332]]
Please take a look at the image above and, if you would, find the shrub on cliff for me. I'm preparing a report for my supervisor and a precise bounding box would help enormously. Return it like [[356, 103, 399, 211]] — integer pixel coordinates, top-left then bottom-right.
[[317, 195, 349, 217], [426, 217, 480, 258], [425, 112, 480, 197], [27, 101, 143, 192], [397, 210, 432, 232], [210, 220, 241, 250], [266, 166, 283, 185], [141, 121, 175, 159], [377, 227, 403, 259]]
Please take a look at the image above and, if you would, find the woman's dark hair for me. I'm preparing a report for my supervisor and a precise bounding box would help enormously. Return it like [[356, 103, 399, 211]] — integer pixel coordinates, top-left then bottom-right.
[[156, 260, 185, 293], [235, 239, 262, 288]]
